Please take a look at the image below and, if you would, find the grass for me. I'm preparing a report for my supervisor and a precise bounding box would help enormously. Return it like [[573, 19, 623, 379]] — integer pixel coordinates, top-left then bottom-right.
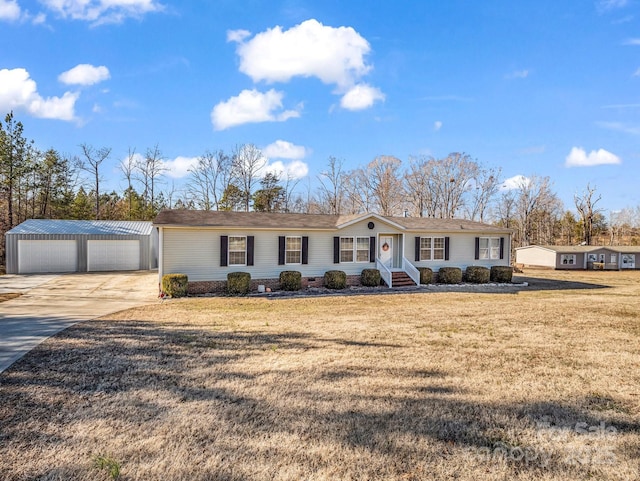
[[0, 269, 638, 480]]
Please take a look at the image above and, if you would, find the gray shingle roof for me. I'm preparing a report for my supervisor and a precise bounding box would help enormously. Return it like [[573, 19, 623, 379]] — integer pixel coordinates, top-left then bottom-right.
[[7, 219, 153, 236], [153, 210, 512, 233]]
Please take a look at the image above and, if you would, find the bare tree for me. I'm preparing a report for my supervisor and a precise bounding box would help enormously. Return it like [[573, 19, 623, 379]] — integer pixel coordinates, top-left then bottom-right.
[[119, 148, 138, 219], [574, 183, 602, 246], [364, 155, 405, 216], [76, 143, 111, 219], [316, 156, 346, 215], [468, 166, 501, 222], [136, 144, 166, 217], [514, 175, 560, 246], [495, 190, 517, 229], [404, 155, 435, 217], [431, 153, 478, 218], [232, 144, 266, 212]]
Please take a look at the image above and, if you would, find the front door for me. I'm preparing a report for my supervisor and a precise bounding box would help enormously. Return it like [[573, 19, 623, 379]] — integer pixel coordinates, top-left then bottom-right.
[[379, 235, 393, 268]]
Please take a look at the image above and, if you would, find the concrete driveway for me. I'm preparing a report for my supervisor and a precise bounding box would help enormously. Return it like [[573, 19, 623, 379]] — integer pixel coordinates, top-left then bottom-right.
[[0, 271, 158, 373]]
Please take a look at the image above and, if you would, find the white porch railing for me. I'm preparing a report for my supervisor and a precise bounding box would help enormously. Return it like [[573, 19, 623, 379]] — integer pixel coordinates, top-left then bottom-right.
[[402, 257, 421, 286], [376, 258, 393, 287]]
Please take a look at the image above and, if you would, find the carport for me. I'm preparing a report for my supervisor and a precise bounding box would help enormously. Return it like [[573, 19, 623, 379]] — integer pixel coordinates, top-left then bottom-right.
[[5, 220, 158, 274]]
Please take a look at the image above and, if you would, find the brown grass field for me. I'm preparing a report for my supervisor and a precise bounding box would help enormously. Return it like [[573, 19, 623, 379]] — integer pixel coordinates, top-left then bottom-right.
[[0, 269, 638, 480]]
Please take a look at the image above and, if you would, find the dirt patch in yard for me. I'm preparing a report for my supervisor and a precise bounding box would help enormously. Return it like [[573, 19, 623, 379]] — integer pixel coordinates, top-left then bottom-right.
[[0, 293, 21, 303], [0, 269, 638, 480]]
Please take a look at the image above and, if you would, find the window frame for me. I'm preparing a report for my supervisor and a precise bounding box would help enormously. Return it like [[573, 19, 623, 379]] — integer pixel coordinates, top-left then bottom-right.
[[228, 235, 247, 266], [356, 236, 370, 263], [339, 236, 371, 263], [419, 236, 445, 261], [340, 237, 354, 263], [479, 237, 501, 260], [285, 236, 302, 265], [560, 254, 576, 265]]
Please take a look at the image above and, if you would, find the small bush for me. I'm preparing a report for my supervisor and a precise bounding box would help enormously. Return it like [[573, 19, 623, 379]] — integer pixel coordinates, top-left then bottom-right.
[[279, 271, 302, 291], [418, 267, 433, 285], [491, 265, 514, 283], [361, 268, 381, 287], [324, 270, 347, 289], [465, 266, 490, 284], [227, 272, 251, 295], [438, 267, 462, 284], [161, 273, 188, 298]]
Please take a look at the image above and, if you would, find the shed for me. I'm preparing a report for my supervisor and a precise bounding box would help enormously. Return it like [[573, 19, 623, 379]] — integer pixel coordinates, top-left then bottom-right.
[[515, 245, 639, 270], [5, 220, 158, 274]]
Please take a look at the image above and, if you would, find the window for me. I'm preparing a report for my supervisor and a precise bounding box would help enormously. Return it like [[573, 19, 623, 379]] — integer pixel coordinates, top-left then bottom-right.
[[610, 254, 617, 264], [339, 236, 370, 263], [561, 254, 576, 265], [479, 237, 501, 260], [419, 237, 445, 261], [340, 237, 354, 262], [228, 236, 246, 266], [356, 237, 370, 262], [285, 236, 302, 264], [420, 237, 432, 260]]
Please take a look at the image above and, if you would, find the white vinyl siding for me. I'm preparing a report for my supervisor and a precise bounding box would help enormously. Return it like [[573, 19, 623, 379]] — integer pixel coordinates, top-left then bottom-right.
[[18, 239, 77, 273], [88, 240, 140, 271], [228, 236, 247, 266], [285, 236, 302, 264]]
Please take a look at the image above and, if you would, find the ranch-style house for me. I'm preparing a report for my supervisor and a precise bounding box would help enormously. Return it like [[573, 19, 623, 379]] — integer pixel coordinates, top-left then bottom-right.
[[154, 210, 513, 293]]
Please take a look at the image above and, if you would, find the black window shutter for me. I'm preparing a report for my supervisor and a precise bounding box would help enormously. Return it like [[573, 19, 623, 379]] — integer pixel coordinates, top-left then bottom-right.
[[369, 236, 376, 263], [444, 237, 450, 261], [499, 237, 505, 260], [278, 236, 285, 265], [333, 236, 340, 264], [220, 235, 228, 267], [474, 237, 480, 260], [415, 236, 421, 262], [247, 236, 254, 266], [302, 236, 309, 265]]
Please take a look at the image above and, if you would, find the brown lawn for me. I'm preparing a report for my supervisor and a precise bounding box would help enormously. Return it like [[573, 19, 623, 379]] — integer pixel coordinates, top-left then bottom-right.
[[0, 269, 638, 480]]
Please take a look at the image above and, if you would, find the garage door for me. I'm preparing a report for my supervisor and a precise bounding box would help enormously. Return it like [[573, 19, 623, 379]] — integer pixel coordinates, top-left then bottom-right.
[[18, 240, 77, 273], [88, 240, 140, 271]]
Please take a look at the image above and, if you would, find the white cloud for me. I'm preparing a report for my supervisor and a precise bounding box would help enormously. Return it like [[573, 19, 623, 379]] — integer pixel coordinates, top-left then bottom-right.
[[211, 88, 301, 130], [0, 0, 20, 21], [263, 140, 308, 159], [434, 120, 443, 132], [162, 156, 199, 179], [265, 159, 309, 179], [501, 175, 530, 190], [598, 0, 629, 11], [229, 19, 373, 89], [0, 68, 78, 121], [633, 67, 640, 76], [565, 147, 621, 167], [597, 121, 640, 135], [340, 83, 385, 110], [226, 29, 250, 43], [623, 38, 640, 45], [506, 69, 530, 79], [59, 64, 110, 85], [39, 0, 164, 25]]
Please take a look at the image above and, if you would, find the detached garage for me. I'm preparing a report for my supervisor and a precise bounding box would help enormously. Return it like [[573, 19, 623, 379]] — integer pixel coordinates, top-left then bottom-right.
[[5, 220, 158, 274]]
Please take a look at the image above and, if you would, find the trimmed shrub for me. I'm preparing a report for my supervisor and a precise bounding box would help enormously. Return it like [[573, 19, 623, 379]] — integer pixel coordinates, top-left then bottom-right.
[[324, 270, 347, 289], [491, 265, 514, 283], [162, 273, 188, 298], [418, 267, 433, 285], [361, 268, 381, 287], [438, 267, 462, 284], [227, 272, 251, 295], [279, 270, 302, 291], [465, 266, 490, 284]]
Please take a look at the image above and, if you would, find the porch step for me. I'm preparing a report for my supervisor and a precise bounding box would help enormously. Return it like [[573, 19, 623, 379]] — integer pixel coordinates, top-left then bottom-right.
[[390, 271, 416, 287]]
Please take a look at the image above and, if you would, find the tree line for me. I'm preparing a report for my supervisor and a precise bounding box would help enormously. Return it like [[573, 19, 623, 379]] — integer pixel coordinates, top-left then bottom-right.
[[2, 112, 639, 266]]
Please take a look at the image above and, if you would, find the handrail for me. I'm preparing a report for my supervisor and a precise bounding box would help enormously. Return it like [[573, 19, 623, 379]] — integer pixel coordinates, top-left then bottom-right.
[[376, 258, 393, 287], [402, 257, 420, 286]]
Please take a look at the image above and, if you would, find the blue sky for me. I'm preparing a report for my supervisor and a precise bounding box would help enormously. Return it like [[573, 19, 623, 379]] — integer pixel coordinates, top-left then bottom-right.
[[1, 0, 639, 214]]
